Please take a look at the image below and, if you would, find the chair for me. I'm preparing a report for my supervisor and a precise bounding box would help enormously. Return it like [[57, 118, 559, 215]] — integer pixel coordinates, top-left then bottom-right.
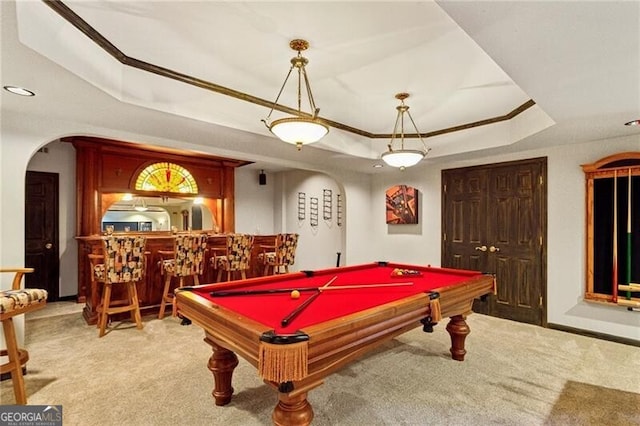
[[158, 233, 208, 319], [257, 233, 299, 275], [94, 236, 147, 337], [0, 268, 48, 404], [210, 233, 254, 282]]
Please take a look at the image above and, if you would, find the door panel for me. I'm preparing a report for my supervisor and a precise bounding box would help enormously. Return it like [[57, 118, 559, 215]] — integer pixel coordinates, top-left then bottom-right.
[[491, 163, 542, 323], [443, 158, 546, 325], [443, 169, 487, 272], [25, 171, 59, 301], [494, 255, 511, 305], [469, 254, 483, 272], [516, 257, 533, 306], [469, 199, 482, 243], [451, 200, 464, 242]]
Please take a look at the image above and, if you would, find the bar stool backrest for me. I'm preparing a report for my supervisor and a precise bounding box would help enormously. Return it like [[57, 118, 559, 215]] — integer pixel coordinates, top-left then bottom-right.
[[225, 233, 255, 270], [102, 236, 146, 283], [277, 233, 299, 266], [173, 234, 208, 277]]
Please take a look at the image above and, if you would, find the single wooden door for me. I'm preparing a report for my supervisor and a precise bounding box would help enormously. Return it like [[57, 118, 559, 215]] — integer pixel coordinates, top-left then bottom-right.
[[25, 171, 60, 301], [442, 158, 547, 325]]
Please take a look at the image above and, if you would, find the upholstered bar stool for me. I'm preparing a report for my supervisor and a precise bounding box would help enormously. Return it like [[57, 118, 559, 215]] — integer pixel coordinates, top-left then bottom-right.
[[158, 233, 208, 319], [257, 233, 299, 275], [96, 236, 147, 337], [0, 268, 48, 404], [210, 233, 254, 282]]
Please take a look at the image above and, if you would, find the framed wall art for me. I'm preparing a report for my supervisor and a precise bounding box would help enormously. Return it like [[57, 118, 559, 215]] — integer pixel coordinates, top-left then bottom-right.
[[385, 185, 419, 224]]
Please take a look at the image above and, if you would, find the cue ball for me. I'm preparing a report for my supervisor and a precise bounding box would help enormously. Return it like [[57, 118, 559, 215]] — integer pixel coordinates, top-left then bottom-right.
[[291, 290, 300, 299]]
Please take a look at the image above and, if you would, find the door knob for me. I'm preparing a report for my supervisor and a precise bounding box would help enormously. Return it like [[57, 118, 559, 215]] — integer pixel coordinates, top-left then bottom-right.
[[474, 245, 487, 252], [45, 243, 53, 249], [489, 245, 500, 253]]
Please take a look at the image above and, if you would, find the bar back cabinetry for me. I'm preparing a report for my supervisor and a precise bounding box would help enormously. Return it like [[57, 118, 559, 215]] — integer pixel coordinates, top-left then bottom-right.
[[65, 135, 256, 323]]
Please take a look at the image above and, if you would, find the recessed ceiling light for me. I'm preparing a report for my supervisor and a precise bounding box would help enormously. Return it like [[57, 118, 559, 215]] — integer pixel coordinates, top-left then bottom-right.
[[624, 119, 640, 126], [3, 85, 35, 96], [373, 163, 384, 168]]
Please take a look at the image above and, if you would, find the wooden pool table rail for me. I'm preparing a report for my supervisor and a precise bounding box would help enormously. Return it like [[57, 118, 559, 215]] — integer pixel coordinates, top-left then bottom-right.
[[175, 269, 494, 426]]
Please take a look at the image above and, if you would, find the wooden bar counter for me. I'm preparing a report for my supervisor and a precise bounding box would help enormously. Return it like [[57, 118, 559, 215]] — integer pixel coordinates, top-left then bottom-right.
[[76, 233, 277, 325]]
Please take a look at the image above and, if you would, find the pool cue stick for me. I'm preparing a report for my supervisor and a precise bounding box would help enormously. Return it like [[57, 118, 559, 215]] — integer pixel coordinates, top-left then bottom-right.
[[281, 276, 337, 327], [625, 168, 632, 299], [613, 170, 618, 303], [210, 281, 414, 297], [319, 282, 413, 291]]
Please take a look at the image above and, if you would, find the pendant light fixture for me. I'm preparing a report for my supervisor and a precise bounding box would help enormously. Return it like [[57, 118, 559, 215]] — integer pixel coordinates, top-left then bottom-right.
[[262, 39, 328, 150], [133, 197, 148, 212], [381, 93, 431, 170]]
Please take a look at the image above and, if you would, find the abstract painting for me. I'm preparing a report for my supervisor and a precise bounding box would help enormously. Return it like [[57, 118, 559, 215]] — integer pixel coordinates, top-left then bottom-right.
[[385, 185, 419, 224]]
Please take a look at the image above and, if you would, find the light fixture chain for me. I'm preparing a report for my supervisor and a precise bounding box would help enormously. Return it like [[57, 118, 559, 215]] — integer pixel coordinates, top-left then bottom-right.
[[301, 67, 319, 118], [297, 64, 303, 112], [405, 110, 429, 151], [391, 109, 403, 151], [264, 64, 296, 122], [400, 107, 406, 149]]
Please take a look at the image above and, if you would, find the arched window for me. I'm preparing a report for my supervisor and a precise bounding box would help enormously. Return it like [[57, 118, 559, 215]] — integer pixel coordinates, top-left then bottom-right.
[[135, 162, 198, 194]]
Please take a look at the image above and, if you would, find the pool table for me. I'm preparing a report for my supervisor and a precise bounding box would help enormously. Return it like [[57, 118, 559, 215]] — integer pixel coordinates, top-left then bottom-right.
[[175, 261, 495, 426]]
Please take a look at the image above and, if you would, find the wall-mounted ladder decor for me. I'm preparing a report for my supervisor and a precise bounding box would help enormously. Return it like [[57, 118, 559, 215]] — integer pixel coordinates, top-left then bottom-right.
[[310, 197, 319, 227], [323, 189, 332, 221], [297, 192, 306, 221]]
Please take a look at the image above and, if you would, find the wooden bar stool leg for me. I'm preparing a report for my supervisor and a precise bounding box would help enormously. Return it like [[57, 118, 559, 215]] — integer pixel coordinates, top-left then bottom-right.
[[158, 274, 172, 319], [98, 284, 112, 337], [95, 282, 103, 329], [127, 283, 135, 324], [129, 283, 143, 329], [2, 317, 27, 404]]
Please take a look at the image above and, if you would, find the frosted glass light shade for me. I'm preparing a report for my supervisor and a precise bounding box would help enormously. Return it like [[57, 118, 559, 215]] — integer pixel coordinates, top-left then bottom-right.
[[270, 117, 329, 147], [381, 149, 426, 168]]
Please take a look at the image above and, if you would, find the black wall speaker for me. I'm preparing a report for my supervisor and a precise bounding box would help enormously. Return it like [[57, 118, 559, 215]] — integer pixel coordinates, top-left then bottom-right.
[[259, 170, 267, 186]]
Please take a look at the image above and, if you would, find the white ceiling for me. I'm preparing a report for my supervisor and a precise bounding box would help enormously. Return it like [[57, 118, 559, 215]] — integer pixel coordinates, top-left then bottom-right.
[[1, 1, 638, 174]]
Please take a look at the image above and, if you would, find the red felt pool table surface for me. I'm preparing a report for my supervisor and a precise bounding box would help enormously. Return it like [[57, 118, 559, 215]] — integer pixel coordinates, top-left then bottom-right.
[[189, 262, 482, 333]]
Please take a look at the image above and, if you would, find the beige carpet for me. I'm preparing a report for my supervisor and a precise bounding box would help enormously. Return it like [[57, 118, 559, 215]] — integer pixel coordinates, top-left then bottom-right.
[[1, 303, 639, 425]]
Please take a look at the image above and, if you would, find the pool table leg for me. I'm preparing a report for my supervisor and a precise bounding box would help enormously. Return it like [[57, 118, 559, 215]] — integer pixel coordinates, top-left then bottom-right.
[[445, 315, 470, 361], [205, 337, 239, 406], [272, 390, 314, 426]]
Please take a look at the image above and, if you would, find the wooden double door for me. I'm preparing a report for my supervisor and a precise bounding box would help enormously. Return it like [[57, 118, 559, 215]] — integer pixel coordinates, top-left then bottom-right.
[[442, 158, 547, 325]]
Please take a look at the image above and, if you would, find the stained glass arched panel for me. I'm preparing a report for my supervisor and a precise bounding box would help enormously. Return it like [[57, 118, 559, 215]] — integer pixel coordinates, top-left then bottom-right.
[[135, 162, 198, 194]]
